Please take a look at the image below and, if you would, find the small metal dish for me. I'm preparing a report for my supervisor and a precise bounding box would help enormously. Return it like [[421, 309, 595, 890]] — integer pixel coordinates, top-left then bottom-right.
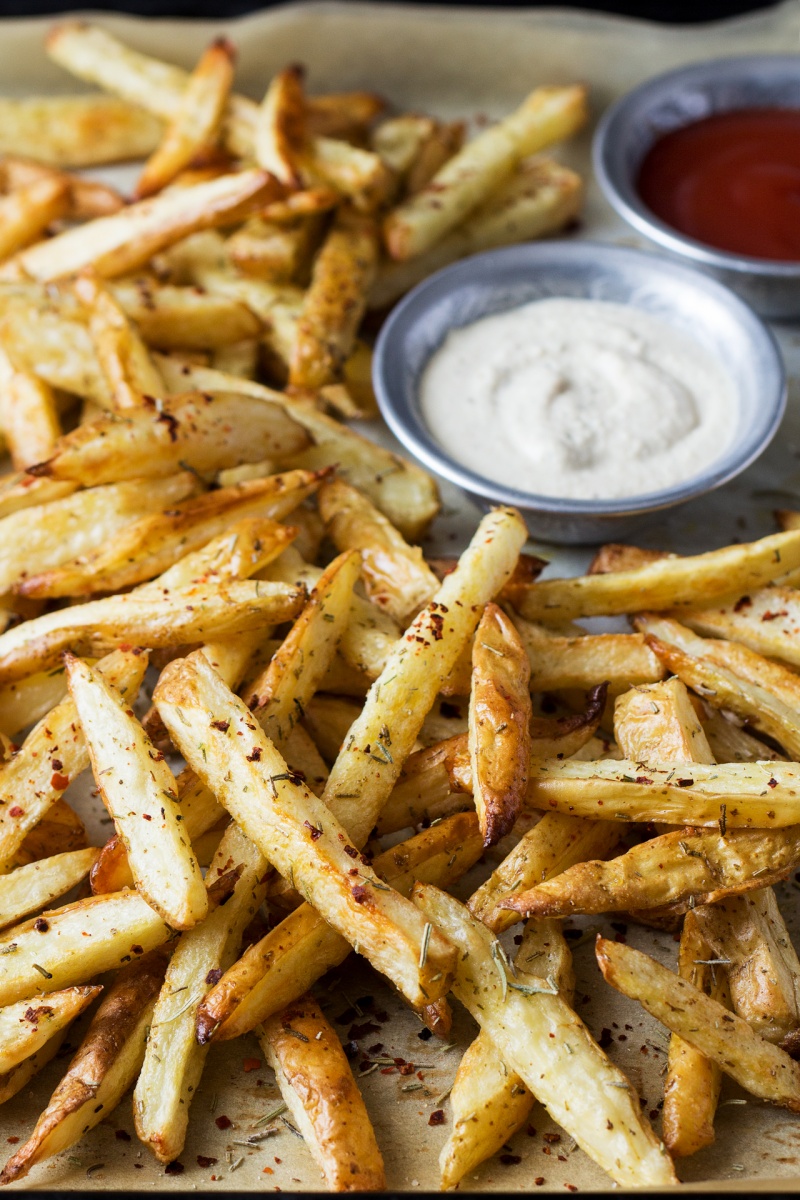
[[593, 55, 800, 319], [372, 241, 785, 545]]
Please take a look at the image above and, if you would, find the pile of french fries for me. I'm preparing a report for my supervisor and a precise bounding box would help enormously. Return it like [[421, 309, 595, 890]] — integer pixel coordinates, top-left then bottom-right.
[[2, 19, 800, 1196]]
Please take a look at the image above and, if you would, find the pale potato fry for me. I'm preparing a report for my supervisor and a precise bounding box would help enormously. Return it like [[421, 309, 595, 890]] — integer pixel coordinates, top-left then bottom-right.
[[136, 38, 235, 199], [255, 65, 307, 188], [0, 577, 304, 683], [413, 885, 676, 1187], [0, 648, 147, 872], [17, 480, 305, 598], [195, 811, 482, 1043], [288, 210, 379, 392], [112, 279, 262, 349], [375, 735, 469, 836], [371, 114, 436, 179], [0, 176, 69, 261], [0, 848, 99, 930], [0, 951, 168, 1184], [371, 157, 582, 308], [21, 799, 88, 862], [405, 120, 465, 195], [596, 935, 800, 1112], [227, 216, 322, 284], [0, 892, 172, 1007], [512, 616, 665, 693], [1, 157, 123, 219], [134, 823, 267, 1163], [155, 650, 457, 1008], [7, 167, 279, 281], [318, 478, 439, 622], [75, 272, 165, 409], [0, 1028, 66, 1108], [469, 603, 531, 846], [614, 677, 715, 764], [0, 471, 198, 595], [512, 530, 800, 622], [662, 910, 729, 1158], [154, 359, 441, 540], [636, 613, 800, 760], [0, 475, 77, 522], [302, 136, 393, 212], [303, 694, 362, 764], [588, 542, 670, 574], [700, 703, 786, 764], [0, 296, 110, 405], [258, 991, 386, 1192], [307, 91, 386, 139], [0, 347, 60, 470], [0, 95, 162, 167], [694, 889, 800, 1044], [0, 986, 100, 1077], [679, 586, 800, 671], [65, 654, 207, 931]]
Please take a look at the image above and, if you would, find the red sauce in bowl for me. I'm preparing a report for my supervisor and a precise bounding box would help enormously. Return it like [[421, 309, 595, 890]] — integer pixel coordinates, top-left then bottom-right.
[[637, 107, 800, 261]]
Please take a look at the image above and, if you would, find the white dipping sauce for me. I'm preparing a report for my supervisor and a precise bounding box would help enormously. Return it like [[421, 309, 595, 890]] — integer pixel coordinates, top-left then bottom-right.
[[419, 298, 736, 500]]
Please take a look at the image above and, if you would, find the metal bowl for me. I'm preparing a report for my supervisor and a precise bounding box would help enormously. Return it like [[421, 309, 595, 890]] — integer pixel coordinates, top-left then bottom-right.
[[593, 55, 800, 319], [372, 240, 785, 545]]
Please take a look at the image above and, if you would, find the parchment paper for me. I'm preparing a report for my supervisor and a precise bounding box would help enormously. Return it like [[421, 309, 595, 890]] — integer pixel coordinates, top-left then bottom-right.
[[3, 1, 800, 1191]]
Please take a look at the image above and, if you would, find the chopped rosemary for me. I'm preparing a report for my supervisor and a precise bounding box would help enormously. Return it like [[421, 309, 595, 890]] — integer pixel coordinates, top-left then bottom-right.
[[419, 922, 433, 969]]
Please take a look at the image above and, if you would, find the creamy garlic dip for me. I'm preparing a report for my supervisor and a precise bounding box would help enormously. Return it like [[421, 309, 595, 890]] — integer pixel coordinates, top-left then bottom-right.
[[419, 298, 736, 500]]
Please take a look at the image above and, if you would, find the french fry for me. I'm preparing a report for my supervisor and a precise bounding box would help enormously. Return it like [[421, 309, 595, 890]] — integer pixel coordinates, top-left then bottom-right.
[[693, 889, 800, 1044], [596, 935, 800, 1112], [512, 617, 666, 692], [288, 210, 379, 392], [226, 216, 322, 284], [0, 176, 69, 262], [74, 272, 165, 409], [303, 694, 362, 764], [0, 347, 60, 471], [405, 120, 465, 195], [307, 91, 386, 139], [255, 65, 307, 188], [662, 910, 729, 1158], [112, 279, 262, 349], [155, 650, 457, 1008], [678, 586, 800, 672], [1, 156, 123, 219], [0, 474, 77, 522], [0, 295, 110, 405], [0, 1028, 67, 1108], [0, 577, 304, 683], [587, 542, 670, 575], [383, 85, 587, 260], [0, 986, 100, 1077], [303, 136, 393, 213], [512, 530, 800, 622], [0, 95, 162, 167], [0, 951, 168, 1184], [0, 648, 147, 872], [318, 478, 438, 622], [469, 603, 531, 846], [0, 849, 99, 930], [21, 799, 88, 862], [134, 823, 267, 1163], [413, 885, 676, 1187], [375, 736, 469, 836], [636, 613, 800, 760], [614, 677, 715, 764], [64, 654, 207, 931], [700, 703, 785, 764], [7, 167, 280, 282], [136, 38, 235, 199], [195, 812, 483, 1043], [257, 992, 386, 1192]]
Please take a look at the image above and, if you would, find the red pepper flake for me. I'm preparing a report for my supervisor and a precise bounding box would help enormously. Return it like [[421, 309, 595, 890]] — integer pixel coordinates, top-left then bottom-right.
[[205, 968, 223, 987], [565, 1186, 578, 1192], [500, 1154, 522, 1165], [733, 595, 752, 612], [197, 1155, 217, 1168], [761, 610, 788, 621], [263, 1166, 274, 1175], [33, 919, 49, 933], [6, 1137, 18, 1145], [50, 773, 69, 790], [351, 884, 369, 904], [142, 813, 152, 821], [399, 1062, 415, 1076], [676, 778, 694, 787], [243, 1057, 261, 1073], [380, 1067, 395, 1075], [428, 1110, 445, 1126], [131, 944, 143, 955], [769, 778, 778, 788], [303, 820, 322, 841], [343, 845, 359, 859], [211, 720, 230, 732], [534, 1179, 545, 1187], [246, 747, 262, 762], [214, 1115, 232, 1130], [543, 1133, 561, 1144], [635, 776, 652, 785], [164, 1161, 184, 1175], [274, 1157, 282, 1164], [7, 806, 23, 818]]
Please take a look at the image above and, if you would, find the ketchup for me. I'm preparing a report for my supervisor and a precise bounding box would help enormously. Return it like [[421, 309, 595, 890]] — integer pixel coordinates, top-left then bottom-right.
[[637, 107, 800, 261]]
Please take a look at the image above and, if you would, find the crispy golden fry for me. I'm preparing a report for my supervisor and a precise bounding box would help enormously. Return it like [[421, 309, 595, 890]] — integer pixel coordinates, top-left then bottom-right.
[[0, 986, 100, 1077], [0, 577, 303, 683], [588, 542, 670, 575], [0, 348, 60, 471], [375, 735, 469, 836], [512, 617, 665, 693], [0, 849, 99, 930], [1, 156, 123, 219], [289, 210, 378, 392], [258, 991, 386, 1192], [195, 812, 483, 1043], [469, 603, 531, 846], [678, 586, 800, 672], [17, 480, 305, 598], [226, 216, 322, 284], [636, 613, 800, 760], [513, 530, 800, 622], [255, 65, 307, 188], [0, 892, 172, 1007], [596, 935, 800, 1111], [7, 167, 279, 281], [405, 119, 465, 195], [112, 279, 262, 349], [0, 176, 69, 261], [371, 157, 582, 308], [0, 471, 198, 595], [74, 272, 165, 410], [614, 677, 715, 764], [303, 136, 393, 213], [134, 824, 267, 1163], [136, 38, 235, 199], [318, 478, 438, 623], [662, 910, 729, 1158], [0, 95, 162, 167], [155, 650, 457, 1008], [155, 359, 441, 540], [694, 889, 800, 1044], [307, 91, 386, 139], [371, 114, 436, 180], [414, 885, 676, 1187], [34, 391, 308, 485], [384, 86, 587, 260], [0, 951, 168, 1184], [20, 799, 88, 862], [0, 648, 147, 872], [439, 917, 572, 1189], [0, 295, 110, 405], [65, 654, 207, 931]]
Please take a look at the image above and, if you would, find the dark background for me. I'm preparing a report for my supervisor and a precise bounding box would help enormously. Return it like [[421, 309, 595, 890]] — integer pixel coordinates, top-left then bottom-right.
[[0, 0, 782, 23]]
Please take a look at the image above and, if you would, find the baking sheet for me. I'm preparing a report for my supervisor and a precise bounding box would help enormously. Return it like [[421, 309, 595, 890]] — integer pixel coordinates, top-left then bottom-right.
[[3, 1, 800, 1191]]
